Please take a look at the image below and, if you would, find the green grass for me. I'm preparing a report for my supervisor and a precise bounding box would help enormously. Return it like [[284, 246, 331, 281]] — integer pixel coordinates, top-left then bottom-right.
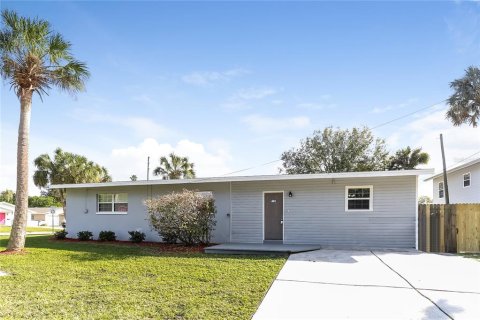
[[0, 226, 60, 233], [0, 236, 286, 319]]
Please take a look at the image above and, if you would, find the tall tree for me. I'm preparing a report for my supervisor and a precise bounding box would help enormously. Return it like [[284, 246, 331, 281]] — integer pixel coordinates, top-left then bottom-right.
[[446, 66, 480, 127], [387, 147, 430, 170], [153, 153, 196, 180], [0, 10, 89, 251], [281, 127, 389, 174], [33, 148, 111, 218], [0, 189, 15, 204]]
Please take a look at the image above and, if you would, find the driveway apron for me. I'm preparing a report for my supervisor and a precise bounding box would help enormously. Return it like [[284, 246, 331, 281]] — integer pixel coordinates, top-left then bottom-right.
[[253, 249, 480, 319]]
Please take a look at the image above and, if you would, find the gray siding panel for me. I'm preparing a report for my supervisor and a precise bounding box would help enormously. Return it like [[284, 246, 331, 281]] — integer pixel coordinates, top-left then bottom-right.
[[230, 176, 416, 248], [66, 182, 231, 243], [66, 175, 417, 248]]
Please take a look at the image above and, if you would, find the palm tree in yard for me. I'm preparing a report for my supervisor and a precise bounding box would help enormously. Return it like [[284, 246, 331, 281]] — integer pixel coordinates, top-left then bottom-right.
[[0, 10, 89, 251], [446, 66, 480, 127], [153, 153, 196, 180], [33, 148, 111, 218]]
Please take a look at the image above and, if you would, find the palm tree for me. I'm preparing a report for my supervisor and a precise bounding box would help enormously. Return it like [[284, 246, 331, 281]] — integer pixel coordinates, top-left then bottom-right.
[[388, 147, 430, 170], [446, 66, 480, 127], [33, 148, 111, 217], [1, 10, 89, 251], [153, 153, 196, 180]]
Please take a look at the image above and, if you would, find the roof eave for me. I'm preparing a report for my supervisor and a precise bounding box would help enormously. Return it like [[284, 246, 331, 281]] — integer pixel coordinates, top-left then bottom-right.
[[50, 169, 434, 190]]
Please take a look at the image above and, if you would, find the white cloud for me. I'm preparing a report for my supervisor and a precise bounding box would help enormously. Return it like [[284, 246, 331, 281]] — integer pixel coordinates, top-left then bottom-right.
[[233, 87, 276, 100], [73, 108, 170, 138], [181, 68, 250, 86], [131, 94, 155, 106], [242, 114, 311, 133], [297, 102, 335, 110], [371, 98, 418, 114], [296, 94, 336, 110], [223, 87, 277, 109], [109, 138, 232, 180]]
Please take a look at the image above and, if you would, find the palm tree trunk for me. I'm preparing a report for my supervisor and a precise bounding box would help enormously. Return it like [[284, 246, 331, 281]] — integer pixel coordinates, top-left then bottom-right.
[[7, 92, 32, 251]]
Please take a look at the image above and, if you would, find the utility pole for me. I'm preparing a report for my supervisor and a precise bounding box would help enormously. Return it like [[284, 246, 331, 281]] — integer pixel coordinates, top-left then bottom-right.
[[147, 156, 150, 181], [440, 134, 450, 204]]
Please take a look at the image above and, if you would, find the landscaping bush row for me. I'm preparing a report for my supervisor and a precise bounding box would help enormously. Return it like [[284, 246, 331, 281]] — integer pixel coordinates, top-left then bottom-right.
[[54, 229, 146, 243]]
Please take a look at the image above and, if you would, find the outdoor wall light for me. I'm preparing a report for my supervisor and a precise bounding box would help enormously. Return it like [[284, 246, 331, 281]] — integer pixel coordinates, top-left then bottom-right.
[[84, 209, 89, 214], [288, 191, 293, 197]]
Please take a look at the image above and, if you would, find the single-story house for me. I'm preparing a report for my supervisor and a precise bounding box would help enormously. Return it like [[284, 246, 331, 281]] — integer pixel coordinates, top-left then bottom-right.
[[29, 207, 65, 227], [51, 169, 432, 249], [0, 202, 38, 227], [425, 158, 480, 204]]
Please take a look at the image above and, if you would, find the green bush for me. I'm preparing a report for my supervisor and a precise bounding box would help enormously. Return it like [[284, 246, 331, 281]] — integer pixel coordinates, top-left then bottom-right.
[[98, 230, 116, 241], [128, 230, 146, 243], [53, 229, 68, 240], [145, 189, 216, 245], [77, 231, 93, 241]]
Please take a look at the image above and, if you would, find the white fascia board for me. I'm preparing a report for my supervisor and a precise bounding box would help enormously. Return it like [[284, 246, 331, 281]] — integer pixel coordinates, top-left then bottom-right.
[[50, 169, 434, 190], [424, 158, 480, 181]]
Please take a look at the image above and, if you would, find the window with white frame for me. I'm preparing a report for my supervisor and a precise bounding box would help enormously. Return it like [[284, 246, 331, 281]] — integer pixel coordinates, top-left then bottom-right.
[[463, 173, 471, 188], [97, 193, 128, 213], [345, 186, 373, 211], [438, 182, 444, 198]]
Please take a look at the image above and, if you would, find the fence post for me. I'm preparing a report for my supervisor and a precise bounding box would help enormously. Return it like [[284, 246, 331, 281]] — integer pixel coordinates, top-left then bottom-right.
[[445, 205, 457, 253], [440, 205, 445, 252], [426, 205, 431, 252]]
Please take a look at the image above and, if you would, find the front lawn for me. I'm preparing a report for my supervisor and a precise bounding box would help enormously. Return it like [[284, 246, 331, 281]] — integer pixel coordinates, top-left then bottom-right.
[[0, 236, 285, 319], [0, 226, 60, 233]]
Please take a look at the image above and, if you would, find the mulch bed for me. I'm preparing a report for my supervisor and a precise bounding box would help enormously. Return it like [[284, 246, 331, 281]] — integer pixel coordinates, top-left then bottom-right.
[[51, 238, 210, 253]]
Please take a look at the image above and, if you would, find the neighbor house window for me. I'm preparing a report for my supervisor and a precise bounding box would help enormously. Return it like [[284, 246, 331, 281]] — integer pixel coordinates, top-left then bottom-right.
[[345, 186, 373, 211], [97, 193, 128, 214], [438, 182, 444, 199], [463, 173, 471, 188]]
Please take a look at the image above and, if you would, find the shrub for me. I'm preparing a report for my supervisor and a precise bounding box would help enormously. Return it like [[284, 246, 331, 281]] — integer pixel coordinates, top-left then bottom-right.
[[77, 231, 93, 241], [145, 189, 216, 245], [128, 230, 146, 243], [98, 230, 116, 241], [53, 229, 68, 240]]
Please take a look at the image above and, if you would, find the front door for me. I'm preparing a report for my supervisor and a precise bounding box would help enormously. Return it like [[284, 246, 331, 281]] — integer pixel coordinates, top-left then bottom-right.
[[264, 192, 283, 241], [0, 212, 5, 225]]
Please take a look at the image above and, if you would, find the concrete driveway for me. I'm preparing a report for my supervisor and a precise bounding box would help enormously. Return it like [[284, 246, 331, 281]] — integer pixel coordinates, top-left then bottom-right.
[[254, 249, 480, 319]]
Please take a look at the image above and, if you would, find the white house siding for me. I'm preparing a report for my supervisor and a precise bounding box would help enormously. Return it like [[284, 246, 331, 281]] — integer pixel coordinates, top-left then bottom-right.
[[432, 163, 480, 204], [230, 176, 417, 248], [66, 182, 231, 243]]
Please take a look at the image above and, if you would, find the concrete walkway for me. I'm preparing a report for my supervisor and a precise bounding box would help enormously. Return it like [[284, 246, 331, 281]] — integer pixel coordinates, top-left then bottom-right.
[[205, 243, 322, 254], [254, 249, 480, 319]]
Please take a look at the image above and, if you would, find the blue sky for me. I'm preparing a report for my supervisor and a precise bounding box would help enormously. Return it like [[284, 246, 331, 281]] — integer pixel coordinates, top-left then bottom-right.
[[1, 1, 480, 196]]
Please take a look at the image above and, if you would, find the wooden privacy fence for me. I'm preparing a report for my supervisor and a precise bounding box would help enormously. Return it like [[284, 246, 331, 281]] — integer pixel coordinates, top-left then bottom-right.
[[418, 204, 480, 253]]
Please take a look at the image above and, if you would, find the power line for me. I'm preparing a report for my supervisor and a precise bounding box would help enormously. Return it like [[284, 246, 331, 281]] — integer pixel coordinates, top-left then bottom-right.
[[214, 99, 450, 177], [445, 150, 480, 171], [220, 159, 282, 176], [371, 99, 447, 130]]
